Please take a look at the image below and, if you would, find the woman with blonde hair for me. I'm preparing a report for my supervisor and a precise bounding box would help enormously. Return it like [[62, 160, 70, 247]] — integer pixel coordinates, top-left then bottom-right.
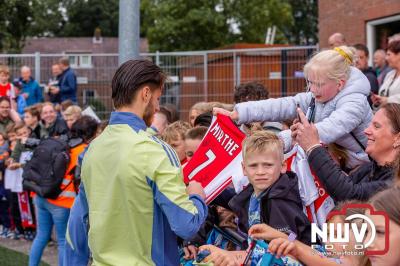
[[215, 46, 372, 169]]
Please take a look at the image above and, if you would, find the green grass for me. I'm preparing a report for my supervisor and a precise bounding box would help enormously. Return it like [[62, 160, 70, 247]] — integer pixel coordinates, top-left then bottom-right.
[[0, 245, 50, 266]]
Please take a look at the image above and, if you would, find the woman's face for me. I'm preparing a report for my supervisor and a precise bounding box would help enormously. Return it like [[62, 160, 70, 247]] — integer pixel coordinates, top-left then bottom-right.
[[189, 109, 201, 126], [41, 105, 57, 126], [306, 72, 343, 103], [365, 210, 400, 266], [364, 109, 399, 164], [385, 50, 400, 69]]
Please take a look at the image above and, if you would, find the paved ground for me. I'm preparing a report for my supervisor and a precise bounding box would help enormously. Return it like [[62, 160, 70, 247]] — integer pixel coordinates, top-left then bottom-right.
[[0, 237, 58, 266]]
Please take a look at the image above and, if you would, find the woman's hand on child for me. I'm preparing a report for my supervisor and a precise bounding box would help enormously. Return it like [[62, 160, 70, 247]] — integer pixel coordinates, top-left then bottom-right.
[[199, 245, 239, 266], [248, 224, 286, 241], [268, 237, 298, 259], [213, 107, 239, 121], [290, 108, 320, 151]]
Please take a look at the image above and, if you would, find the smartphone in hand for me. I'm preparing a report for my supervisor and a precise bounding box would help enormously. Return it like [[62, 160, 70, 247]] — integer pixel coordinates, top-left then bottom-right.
[[296, 103, 301, 121], [195, 250, 211, 263]]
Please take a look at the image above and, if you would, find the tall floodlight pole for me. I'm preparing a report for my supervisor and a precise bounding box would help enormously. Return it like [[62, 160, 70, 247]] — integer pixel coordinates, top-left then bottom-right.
[[119, 0, 140, 65]]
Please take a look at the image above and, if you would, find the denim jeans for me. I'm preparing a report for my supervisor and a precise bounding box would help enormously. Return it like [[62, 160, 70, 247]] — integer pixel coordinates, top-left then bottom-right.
[[29, 196, 70, 266]]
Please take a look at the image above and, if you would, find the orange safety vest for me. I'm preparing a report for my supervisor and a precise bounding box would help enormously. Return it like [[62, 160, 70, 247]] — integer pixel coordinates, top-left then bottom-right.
[[48, 143, 87, 209]]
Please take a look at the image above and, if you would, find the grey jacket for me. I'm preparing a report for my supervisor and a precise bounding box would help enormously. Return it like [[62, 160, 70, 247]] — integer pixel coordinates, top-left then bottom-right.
[[235, 67, 372, 168]]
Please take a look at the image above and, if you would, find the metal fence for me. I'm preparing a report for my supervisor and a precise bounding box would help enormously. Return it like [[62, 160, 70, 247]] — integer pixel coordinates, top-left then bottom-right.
[[0, 45, 318, 120]]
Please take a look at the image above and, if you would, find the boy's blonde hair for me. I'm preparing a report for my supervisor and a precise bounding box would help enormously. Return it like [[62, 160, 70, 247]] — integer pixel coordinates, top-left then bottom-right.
[[185, 126, 207, 141], [0, 65, 10, 75], [162, 121, 191, 144], [242, 131, 283, 162], [63, 105, 82, 119], [304, 46, 355, 83]]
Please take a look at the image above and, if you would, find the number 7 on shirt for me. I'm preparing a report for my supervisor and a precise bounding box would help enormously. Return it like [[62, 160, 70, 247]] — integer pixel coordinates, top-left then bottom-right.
[[187, 149, 216, 180]]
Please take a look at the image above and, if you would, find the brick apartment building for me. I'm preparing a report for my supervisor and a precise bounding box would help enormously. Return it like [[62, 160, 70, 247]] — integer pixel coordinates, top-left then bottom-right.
[[319, 0, 400, 59]]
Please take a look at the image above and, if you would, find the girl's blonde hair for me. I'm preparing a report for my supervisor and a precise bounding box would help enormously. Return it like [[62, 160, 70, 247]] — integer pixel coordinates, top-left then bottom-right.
[[304, 46, 355, 83]]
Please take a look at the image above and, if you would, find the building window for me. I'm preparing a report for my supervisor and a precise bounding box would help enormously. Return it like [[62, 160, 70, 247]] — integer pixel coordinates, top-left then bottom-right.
[[67, 54, 92, 68], [80, 55, 92, 68], [83, 89, 96, 105], [68, 55, 78, 67]]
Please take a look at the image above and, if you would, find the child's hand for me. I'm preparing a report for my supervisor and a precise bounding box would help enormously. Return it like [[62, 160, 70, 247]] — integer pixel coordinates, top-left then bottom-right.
[[213, 107, 239, 121], [198, 245, 238, 266], [183, 244, 198, 260], [268, 238, 298, 259], [248, 224, 286, 241]]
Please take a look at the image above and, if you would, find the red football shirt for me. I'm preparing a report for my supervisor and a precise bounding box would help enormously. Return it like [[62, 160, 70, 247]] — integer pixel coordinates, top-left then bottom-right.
[[184, 114, 245, 203], [0, 83, 11, 97]]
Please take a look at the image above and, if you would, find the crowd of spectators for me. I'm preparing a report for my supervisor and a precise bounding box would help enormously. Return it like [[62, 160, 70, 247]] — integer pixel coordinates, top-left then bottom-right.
[[0, 33, 399, 266]]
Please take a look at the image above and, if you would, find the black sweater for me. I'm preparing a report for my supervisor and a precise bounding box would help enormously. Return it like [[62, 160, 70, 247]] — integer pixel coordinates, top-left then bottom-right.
[[229, 172, 312, 245], [308, 146, 394, 202]]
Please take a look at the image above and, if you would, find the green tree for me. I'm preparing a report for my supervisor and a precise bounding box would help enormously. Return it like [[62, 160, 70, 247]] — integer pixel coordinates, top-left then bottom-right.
[[144, 0, 294, 52], [28, 0, 66, 37], [60, 0, 119, 37], [0, 0, 317, 53], [284, 0, 318, 45], [223, 0, 293, 44], [0, 0, 32, 52], [0, 0, 65, 52], [145, 0, 232, 52], [58, 0, 150, 37]]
